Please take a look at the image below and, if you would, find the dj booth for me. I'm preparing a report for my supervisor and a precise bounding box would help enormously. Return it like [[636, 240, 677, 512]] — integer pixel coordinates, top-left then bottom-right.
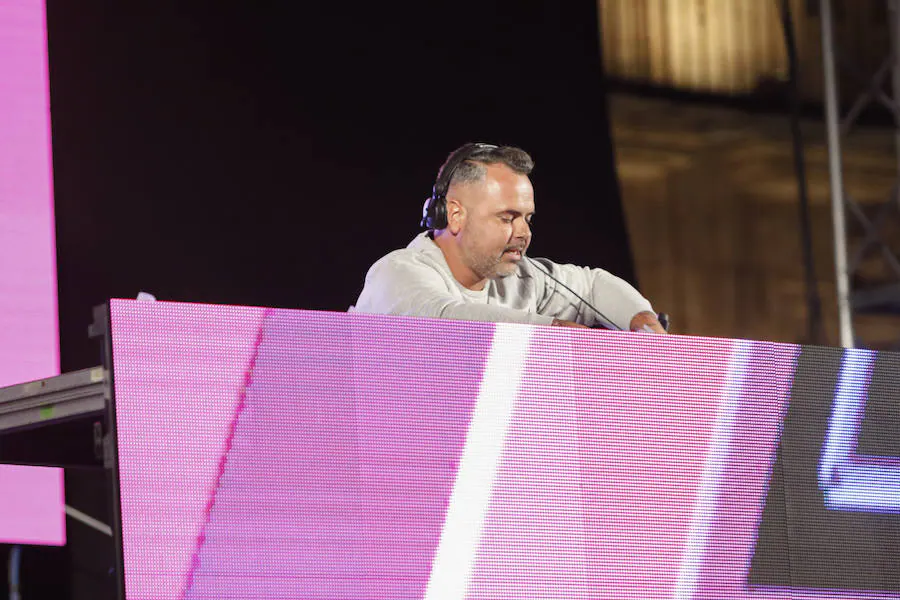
[[1, 299, 899, 600]]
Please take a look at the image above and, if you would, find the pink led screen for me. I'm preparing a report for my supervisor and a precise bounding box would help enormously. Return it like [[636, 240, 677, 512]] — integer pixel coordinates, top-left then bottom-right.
[[0, 0, 59, 387], [0, 463, 65, 546], [109, 299, 900, 599]]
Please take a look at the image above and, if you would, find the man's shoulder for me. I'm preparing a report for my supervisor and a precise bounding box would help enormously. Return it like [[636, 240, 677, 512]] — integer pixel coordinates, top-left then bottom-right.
[[369, 246, 421, 270], [367, 236, 444, 278], [374, 243, 436, 266]]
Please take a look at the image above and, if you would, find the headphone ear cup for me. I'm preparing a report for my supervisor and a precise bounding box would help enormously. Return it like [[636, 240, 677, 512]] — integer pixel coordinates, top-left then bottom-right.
[[421, 195, 448, 230], [432, 196, 448, 230]]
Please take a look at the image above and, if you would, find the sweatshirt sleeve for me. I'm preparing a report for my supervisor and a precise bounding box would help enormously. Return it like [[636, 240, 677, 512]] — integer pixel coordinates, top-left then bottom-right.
[[354, 254, 555, 326], [530, 258, 653, 330]]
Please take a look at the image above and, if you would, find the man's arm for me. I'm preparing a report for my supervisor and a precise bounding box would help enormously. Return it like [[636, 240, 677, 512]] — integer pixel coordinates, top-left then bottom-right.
[[531, 258, 665, 332], [354, 255, 555, 326]]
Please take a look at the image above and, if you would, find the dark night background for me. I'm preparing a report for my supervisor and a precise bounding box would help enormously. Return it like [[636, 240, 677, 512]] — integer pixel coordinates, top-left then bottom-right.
[[7, 2, 631, 598], [48, 0, 633, 375]]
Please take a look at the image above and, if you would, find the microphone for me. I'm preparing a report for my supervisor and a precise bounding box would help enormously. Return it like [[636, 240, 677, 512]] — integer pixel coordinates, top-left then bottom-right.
[[525, 256, 623, 331], [526, 256, 670, 332]]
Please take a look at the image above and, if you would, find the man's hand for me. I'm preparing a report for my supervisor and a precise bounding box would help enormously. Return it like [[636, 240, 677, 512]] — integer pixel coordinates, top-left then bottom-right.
[[551, 318, 590, 329], [629, 311, 667, 334]]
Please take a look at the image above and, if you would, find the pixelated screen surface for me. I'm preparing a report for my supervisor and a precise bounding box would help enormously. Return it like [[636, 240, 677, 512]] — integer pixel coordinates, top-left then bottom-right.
[[0, 0, 58, 387], [0, 463, 65, 546], [109, 300, 900, 599]]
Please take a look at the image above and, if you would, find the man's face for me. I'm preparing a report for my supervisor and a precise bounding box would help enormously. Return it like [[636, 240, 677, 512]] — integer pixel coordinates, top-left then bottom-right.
[[450, 163, 535, 282]]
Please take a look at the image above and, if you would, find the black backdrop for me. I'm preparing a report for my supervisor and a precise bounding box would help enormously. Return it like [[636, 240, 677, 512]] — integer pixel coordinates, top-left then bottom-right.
[[47, 0, 632, 371]]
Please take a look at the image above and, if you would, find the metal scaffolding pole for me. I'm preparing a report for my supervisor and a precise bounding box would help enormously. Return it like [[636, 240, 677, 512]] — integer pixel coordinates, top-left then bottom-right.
[[820, 0, 900, 350], [820, 0, 855, 348]]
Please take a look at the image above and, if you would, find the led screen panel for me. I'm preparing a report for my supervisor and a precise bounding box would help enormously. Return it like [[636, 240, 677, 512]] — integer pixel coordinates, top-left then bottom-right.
[[0, 0, 58, 387], [109, 299, 900, 599], [0, 463, 65, 546]]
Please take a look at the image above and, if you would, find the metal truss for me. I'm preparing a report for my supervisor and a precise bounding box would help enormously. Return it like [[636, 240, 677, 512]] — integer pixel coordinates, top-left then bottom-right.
[[821, 0, 900, 349]]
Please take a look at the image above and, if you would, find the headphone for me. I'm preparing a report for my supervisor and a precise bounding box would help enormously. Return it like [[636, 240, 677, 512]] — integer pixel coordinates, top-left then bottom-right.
[[420, 142, 499, 230]]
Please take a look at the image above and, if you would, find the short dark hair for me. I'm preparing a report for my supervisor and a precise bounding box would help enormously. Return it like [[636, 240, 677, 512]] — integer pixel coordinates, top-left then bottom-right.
[[443, 145, 534, 189]]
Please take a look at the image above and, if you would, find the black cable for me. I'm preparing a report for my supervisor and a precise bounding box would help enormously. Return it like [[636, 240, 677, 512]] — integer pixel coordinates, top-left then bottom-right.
[[779, 0, 826, 344], [525, 256, 624, 330]]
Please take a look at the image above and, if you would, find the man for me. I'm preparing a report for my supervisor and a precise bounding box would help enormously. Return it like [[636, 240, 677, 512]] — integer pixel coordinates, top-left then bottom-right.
[[353, 143, 666, 333]]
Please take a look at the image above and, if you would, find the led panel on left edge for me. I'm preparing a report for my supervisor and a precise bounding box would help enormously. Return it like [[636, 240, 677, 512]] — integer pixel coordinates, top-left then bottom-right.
[[0, 0, 59, 387]]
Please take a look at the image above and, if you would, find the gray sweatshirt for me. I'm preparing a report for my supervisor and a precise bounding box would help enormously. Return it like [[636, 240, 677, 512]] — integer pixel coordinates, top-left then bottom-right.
[[352, 232, 653, 330]]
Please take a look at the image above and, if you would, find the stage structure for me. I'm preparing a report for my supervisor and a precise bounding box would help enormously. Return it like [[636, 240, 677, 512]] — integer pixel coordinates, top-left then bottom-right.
[[821, 0, 900, 349]]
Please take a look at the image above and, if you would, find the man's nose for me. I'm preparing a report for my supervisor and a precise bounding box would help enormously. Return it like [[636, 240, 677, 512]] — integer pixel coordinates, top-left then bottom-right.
[[513, 218, 531, 239]]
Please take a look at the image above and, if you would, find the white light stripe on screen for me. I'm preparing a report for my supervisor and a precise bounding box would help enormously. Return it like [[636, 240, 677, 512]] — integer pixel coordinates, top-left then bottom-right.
[[673, 339, 752, 600], [423, 323, 533, 600], [817, 349, 875, 484]]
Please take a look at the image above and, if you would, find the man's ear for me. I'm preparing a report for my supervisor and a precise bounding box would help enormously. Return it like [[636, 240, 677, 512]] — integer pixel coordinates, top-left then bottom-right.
[[446, 198, 465, 235]]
